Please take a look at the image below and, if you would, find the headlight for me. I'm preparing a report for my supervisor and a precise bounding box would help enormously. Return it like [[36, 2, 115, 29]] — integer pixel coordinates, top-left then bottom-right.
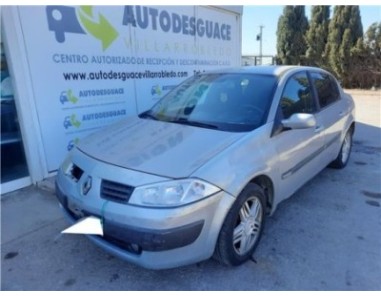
[[129, 179, 221, 207], [61, 156, 73, 175]]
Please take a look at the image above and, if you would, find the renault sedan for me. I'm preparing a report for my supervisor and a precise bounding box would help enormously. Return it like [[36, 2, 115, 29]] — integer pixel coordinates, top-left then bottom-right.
[[55, 66, 355, 269]]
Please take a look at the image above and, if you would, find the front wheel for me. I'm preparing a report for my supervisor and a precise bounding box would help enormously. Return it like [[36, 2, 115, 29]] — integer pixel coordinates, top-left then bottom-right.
[[214, 184, 266, 266], [329, 128, 353, 169]]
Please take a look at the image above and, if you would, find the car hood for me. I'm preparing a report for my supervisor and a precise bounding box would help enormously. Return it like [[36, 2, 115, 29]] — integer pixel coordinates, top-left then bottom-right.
[[77, 117, 245, 178]]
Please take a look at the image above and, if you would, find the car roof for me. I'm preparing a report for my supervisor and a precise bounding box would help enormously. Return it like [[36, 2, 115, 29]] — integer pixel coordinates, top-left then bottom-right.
[[206, 65, 326, 78]]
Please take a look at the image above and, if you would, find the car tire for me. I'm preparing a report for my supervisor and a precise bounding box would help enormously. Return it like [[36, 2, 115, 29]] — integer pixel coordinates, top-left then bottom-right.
[[329, 128, 353, 169], [214, 183, 266, 266]]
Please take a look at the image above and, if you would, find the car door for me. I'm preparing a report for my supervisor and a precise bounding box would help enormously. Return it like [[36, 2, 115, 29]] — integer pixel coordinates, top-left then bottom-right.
[[272, 71, 326, 202], [309, 71, 347, 163]]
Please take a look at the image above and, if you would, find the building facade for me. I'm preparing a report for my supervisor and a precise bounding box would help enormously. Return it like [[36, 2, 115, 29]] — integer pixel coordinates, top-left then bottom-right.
[[1, 5, 242, 194]]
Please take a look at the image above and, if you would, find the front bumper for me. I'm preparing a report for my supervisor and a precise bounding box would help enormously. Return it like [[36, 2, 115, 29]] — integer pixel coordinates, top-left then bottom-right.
[[57, 184, 204, 252], [55, 164, 235, 269]]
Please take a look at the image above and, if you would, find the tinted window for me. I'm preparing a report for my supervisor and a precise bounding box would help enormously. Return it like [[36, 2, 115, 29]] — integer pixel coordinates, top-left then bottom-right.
[[146, 73, 277, 132], [311, 72, 340, 108], [280, 72, 315, 119]]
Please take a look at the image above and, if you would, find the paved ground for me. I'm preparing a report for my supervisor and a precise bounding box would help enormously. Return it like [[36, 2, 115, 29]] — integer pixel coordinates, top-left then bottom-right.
[[1, 91, 380, 290]]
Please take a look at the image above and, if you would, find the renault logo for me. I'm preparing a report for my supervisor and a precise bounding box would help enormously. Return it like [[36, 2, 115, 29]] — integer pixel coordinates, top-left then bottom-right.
[[82, 176, 92, 195]]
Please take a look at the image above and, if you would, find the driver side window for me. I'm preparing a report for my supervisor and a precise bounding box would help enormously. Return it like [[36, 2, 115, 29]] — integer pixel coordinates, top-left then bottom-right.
[[280, 72, 316, 119]]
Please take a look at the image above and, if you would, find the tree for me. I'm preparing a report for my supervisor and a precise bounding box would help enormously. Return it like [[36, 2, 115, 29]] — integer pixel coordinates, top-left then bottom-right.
[[365, 22, 381, 51], [326, 6, 363, 87], [365, 22, 381, 67], [349, 38, 371, 88], [305, 6, 330, 67], [363, 22, 381, 87], [276, 6, 309, 65]]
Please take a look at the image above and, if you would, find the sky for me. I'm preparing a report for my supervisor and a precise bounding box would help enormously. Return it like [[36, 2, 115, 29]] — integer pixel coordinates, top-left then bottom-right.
[[242, 5, 381, 56]]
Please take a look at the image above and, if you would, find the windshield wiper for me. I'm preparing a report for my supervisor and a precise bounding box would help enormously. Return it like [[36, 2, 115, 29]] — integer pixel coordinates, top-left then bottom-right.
[[139, 111, 158, 120], [140, 112, 219, 129], [169, 118, 219, 130]]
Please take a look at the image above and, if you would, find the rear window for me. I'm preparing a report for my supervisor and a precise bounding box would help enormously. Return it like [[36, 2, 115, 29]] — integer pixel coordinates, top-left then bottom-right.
[[311, 72, 340, 109]]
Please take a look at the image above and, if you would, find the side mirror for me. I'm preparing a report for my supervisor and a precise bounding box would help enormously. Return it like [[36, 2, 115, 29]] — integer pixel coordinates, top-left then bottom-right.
[[282, 113, 316, 130]]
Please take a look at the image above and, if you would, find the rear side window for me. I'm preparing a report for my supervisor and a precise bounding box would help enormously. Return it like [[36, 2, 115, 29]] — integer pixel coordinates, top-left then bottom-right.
[[280, 71, 316, 119], [311, 72, 340, 108]]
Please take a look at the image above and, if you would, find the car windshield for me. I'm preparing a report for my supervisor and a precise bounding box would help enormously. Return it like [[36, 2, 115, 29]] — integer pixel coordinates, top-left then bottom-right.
[[141, 73, 277, 132]]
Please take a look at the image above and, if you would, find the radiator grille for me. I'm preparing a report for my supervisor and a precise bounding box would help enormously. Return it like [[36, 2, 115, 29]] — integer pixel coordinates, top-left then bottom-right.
[[100, 180, 134, 204]]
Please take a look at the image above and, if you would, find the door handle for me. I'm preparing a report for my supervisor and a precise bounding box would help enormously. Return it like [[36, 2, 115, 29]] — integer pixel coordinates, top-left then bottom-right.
[[315, 125, 324, 133], [339, 111, 346, 117]]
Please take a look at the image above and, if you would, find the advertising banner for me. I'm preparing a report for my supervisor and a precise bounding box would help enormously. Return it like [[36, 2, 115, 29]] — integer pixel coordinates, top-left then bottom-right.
[[18, 5, 241, 172]]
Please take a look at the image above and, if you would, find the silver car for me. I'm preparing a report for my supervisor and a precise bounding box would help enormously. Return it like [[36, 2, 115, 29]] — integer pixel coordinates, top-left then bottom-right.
[[55, 66, 355, 269]]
